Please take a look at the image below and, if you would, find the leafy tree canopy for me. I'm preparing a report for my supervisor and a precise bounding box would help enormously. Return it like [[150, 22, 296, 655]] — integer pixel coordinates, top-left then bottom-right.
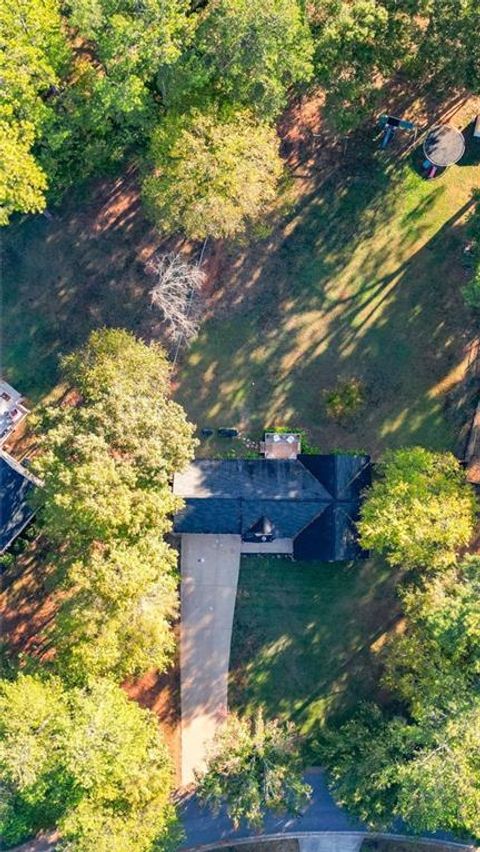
[[32, 329, 195, 685], [383, 557, 480, 718], [308, 0, 416, 130], [414, 0, 480, 91], [169, 0, 314, 119], [357, 447, 476, 571], [321, 557, 480, 837], [52, 536, 178, 684], [0, 121, 48, 223], [321, 698, 480, 836], [0, 675, 178, 850], [143, 107, 283, 239], [196, 712, 311, 828], [0, 0, 70, 221], [68, 0, 190, 78]]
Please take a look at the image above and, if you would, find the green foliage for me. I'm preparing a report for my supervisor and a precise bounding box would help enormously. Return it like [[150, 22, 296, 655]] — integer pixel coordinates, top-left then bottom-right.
[[33, 329, 196, 684], [319, 704, 414, 828], [0, 0, 70, 221], [52, 537, 178, 683], [384, 557, 480, 718], [308, 0, 415, 131], [358, 447, 476, 571], [143, 107, 283, 239], [0, 674, 178, 850], [412, 0, 480, 91], [325, 378, 365, 422], [395, 702, 480, 837], [168, 0, 314, 119], [322, 556, 480, 836], [0, 121, 48, 223], [196, 711, 311, 828], [39, 0, 192, 195]]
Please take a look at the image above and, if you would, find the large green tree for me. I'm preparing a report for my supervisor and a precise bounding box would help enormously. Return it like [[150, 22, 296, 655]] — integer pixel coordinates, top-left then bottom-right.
[[33, 329, 196, 684], [143, 107, 283, 239], [308, 0, 416, 131], [168, 0, 314, 119], [40, 0, 191, 194], [321, 557, 480, 837], [0, 674, 178, 850], [413, 0, 480, 92], [0, 121, 47, 223], [0, 0, 70, 221], [358, 447, 476, 571], [196, 712, 311, 828]]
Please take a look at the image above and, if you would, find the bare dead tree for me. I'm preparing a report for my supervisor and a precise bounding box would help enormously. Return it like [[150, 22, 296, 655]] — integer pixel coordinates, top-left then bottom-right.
[[147, 252, 206, 345]]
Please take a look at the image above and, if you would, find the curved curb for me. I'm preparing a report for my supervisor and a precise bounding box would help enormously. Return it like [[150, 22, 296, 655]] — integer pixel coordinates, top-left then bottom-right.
[[180, 831, 478, 852]]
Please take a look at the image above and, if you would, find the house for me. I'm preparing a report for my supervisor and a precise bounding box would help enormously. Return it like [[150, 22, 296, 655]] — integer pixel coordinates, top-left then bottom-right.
[[0, 451, 39, 554], [0, 380, 29, 446], [173, 450, 371, 562]]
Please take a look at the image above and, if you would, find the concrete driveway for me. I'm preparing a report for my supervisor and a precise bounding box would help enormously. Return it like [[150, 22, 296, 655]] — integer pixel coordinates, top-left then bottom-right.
[[180, 534, 242, 785]]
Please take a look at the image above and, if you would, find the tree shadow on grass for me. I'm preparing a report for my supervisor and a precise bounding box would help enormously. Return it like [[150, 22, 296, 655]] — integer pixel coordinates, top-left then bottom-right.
[[176, 155, 477, 456], [228, 556, 402, 751], [1, 167, 186, 402]]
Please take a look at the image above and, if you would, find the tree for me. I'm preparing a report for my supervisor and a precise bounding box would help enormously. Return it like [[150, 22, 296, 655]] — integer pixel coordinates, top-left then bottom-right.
[[308, 0, 415, 131], [148, 252, 206, 344], [196, 712, 311, 828], [412, 0, 480, 93], [320, 557, 480, 836], [143, 107, 283, 239], [321, 698, 480, 836], [383, 557, 480, 718], [60, 328, 196, 481], [357, 447, 476, 571], [0, 674, 179, 850], [319, 703, 415, 828], [0, 0, 70, 221], [396, 702, 480, 837], [168, 0, 314, 120], [38, 0, 190, 196], [51, 537, 178, 684], [32, 329, 196, 684], [0, 121, 47, 223]]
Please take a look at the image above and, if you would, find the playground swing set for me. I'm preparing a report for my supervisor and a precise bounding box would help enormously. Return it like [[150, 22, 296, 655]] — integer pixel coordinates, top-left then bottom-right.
[[378, 114, 417, 149]]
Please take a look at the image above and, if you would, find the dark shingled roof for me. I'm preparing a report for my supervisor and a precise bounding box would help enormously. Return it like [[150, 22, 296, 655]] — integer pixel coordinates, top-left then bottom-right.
[[173, 455, 371, 562], [0, 452, 37, 553]]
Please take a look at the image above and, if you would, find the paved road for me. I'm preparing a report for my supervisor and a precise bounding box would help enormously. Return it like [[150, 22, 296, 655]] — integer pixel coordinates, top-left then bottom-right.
[[178, 768, 364, 849], [177, 768, 472, 851], [180, 534, 242, 785]]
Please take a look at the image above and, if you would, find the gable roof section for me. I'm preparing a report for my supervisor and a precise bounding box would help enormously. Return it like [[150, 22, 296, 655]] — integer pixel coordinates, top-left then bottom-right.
[[173, 459, 332, 501], [173, 455, 371, 562], [0, 451, 37, 553], [298, 453, 371, 500]]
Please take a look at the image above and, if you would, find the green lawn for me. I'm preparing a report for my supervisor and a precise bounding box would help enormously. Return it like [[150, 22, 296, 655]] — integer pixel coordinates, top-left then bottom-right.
[[176, 121, 480, 456], [2, 108, 478, 459], [229, 555, 401, 752]]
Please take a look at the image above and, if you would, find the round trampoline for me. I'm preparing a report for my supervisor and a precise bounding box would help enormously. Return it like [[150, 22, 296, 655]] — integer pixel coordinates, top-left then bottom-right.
[[423, 124, 465, 168]]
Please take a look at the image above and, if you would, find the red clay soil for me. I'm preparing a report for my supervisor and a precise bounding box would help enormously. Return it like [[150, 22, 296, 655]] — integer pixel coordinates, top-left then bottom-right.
[[0, 538, 59, 662], [125, 635, 182, 784]]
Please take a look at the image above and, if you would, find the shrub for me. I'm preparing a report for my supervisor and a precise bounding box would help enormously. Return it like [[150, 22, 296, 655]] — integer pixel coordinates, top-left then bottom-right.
[[325, 378, 365, 422]]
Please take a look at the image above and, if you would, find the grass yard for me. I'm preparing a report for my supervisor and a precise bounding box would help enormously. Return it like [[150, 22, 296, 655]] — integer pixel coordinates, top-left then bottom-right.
[[176, 107, 480, 457], [2, 94, 479, 461], [229, 556, 401, 755]]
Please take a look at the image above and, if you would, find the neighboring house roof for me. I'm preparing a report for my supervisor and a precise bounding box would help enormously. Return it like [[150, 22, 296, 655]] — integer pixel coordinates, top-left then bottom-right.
[[173, 455, 371, 562], [0, 451, 38, 553]]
